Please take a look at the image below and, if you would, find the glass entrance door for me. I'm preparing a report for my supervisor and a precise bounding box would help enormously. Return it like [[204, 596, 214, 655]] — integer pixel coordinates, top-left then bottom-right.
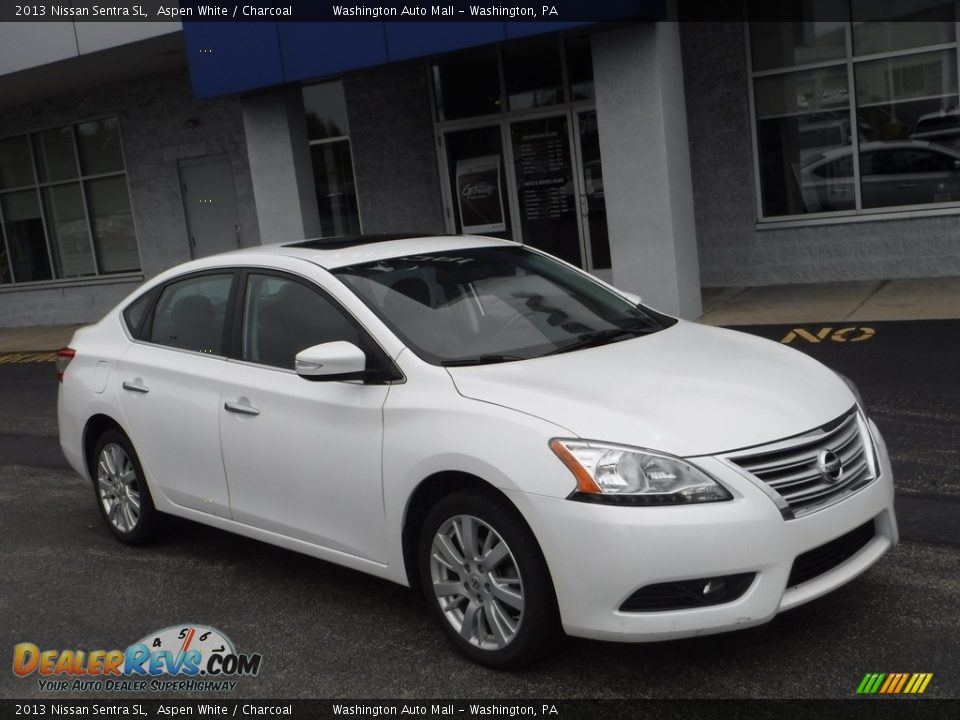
[[439, 109, 611, 277], [573, 109, 611, 277], [508, 114, 582, 266], [442, 125, 512, 239]]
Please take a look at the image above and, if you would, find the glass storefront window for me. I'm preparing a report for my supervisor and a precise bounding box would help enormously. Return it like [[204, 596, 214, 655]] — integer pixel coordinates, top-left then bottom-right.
[[86, 175, 139, 273], [750, 18, 960, 219], [755, 66, 853, 216], [852, 0, 955, 56], [44, 183, 94, 278], [0, 232, 9, 284], [304, 82, 351, 141], [0, 136, 35, 190], [0, 117, 140, 284], [302, 81, 362, 237], [76, 118, 124, 176], [566, 36, 595, 101], [504, 36, 564, 111], [1, 190, 52, 283], [749, 18, 848, 71], [33, 127, 77, 183], [432, 47, 501, 121], [310, 141, 361, 237]]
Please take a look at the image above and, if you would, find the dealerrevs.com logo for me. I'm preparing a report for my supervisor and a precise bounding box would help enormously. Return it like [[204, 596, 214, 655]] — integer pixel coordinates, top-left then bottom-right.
[[13, 624, 262, 692]]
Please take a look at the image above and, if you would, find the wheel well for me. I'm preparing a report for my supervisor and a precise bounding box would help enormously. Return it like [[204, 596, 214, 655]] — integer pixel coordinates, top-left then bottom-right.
[[401, 471, 507, 589], [83, 414, 124, 480]]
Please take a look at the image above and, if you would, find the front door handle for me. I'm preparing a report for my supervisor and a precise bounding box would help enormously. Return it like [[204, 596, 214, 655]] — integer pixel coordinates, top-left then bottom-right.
[[224, 401, 260, 416], [122, 381, 149, 394]]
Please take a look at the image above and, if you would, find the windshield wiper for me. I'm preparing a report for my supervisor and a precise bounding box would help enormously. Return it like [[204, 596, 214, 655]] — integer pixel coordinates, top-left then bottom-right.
[[545, 326, 656, 356], [440, 354, 526, 367]]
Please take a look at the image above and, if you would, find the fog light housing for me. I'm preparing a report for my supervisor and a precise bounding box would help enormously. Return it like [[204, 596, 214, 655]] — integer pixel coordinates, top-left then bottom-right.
[[619, 572, 756, 612]]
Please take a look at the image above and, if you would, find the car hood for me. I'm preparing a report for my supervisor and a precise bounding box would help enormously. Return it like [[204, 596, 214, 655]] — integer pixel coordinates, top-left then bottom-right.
[[445, 320, 854, 457]]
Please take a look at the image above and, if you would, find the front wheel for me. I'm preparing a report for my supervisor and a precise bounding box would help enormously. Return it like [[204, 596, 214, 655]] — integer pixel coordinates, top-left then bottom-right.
[[92, 429, 163, 545], [419, 488, 561, 668]]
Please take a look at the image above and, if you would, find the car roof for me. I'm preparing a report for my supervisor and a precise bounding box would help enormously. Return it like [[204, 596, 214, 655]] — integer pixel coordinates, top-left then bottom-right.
[[217, 234, 515, 270]]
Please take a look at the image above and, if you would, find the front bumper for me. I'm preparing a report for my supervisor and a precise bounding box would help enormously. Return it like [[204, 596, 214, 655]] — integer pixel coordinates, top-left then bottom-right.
[[506, 419, 897, 642]]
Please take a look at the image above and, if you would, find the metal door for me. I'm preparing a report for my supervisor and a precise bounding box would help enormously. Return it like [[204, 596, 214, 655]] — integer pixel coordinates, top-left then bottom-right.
[[178, 154, 242, 258]]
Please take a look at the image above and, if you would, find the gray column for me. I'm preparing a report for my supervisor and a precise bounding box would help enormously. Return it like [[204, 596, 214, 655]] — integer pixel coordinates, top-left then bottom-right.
[[241, 87, 321, 244], [593, 22, 702, 319]]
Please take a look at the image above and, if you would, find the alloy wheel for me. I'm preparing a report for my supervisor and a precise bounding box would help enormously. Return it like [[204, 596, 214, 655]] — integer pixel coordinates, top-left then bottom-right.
[[429, 514, 525, 650], [97, 443, 141, 533]]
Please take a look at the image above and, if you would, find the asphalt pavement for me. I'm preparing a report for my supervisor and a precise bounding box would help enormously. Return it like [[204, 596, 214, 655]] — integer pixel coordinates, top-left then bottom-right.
[[1, 322, 958, 700]]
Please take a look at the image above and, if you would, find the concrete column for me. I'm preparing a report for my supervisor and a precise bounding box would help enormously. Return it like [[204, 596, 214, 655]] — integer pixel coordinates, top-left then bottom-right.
[[241, 87, 321, 244], [593, 22, 702, 319]]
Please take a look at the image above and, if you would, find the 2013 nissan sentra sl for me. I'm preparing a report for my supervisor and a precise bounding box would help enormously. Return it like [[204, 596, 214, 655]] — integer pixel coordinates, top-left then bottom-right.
[[57, 234, 897, 668]]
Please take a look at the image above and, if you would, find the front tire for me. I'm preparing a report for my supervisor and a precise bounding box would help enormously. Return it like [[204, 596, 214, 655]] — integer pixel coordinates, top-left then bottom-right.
[[92, 429, 162, 545], [419, 488, 561, 668]]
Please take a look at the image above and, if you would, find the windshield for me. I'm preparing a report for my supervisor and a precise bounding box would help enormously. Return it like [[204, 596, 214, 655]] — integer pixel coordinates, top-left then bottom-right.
[[333, 245, 673, 365]]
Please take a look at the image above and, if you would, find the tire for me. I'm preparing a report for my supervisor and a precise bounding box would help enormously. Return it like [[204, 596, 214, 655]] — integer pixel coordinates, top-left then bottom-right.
[[419, 487, 561, 669], [91, 428, 163, 545]]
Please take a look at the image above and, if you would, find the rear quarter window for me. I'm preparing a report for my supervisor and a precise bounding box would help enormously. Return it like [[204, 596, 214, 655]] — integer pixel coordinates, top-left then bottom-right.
[[121, 289, 157, 339]]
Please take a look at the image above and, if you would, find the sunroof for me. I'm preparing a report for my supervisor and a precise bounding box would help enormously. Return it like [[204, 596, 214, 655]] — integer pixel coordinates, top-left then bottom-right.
[[285, 233, 434, 250]]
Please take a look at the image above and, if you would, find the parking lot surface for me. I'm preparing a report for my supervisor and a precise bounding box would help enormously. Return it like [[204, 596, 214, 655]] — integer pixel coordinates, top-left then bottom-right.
[[1, 320, 958, 699]]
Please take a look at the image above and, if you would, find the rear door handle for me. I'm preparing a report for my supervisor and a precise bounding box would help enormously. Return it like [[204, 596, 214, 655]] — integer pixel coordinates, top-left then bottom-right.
[[122, 381, 149, 394], [224, 401, 260, 416], [898, 183, 917, 189]]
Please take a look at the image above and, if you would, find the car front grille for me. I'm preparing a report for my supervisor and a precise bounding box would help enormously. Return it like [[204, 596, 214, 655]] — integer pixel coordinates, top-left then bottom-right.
[[726, 407, 876, 518], [788, 520, 875, 587]]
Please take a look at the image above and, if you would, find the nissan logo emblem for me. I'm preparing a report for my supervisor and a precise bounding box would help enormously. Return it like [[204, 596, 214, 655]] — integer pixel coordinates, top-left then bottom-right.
[[817, 449, 843, 483]]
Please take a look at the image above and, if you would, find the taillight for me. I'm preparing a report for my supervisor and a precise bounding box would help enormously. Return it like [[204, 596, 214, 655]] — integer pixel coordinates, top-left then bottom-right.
[[56, 347, 76, 383]]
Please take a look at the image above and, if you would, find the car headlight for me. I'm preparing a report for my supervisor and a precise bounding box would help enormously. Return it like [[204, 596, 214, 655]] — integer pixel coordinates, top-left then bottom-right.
[[836, 371, 865, 409], [549, 439, 732, 505]]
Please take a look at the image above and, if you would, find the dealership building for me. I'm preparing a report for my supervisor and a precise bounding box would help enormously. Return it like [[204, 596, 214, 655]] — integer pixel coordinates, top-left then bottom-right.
[[1, 7, 959, 327]]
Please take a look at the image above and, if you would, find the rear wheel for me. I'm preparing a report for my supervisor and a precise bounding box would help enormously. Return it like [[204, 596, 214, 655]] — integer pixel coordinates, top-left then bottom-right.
[[419, 488, 561, 668], [92, 429, 162, 545]]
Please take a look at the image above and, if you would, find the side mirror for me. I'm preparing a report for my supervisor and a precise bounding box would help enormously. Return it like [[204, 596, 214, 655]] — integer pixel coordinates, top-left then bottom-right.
[[620, 291, 643, 306], [295, 341, 366, 381]]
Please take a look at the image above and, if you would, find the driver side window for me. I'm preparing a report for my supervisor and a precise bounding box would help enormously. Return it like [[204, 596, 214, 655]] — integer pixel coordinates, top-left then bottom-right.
[[241, 274, 360, 370]]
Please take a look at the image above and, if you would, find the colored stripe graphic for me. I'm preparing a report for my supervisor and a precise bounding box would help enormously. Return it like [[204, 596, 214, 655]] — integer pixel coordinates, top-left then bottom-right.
[[857, 673, 933, 694]]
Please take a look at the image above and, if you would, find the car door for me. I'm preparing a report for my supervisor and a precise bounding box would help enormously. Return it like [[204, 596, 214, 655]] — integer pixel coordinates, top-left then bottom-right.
[[117, 271, 236, 518], [218, 270, 392, 562]]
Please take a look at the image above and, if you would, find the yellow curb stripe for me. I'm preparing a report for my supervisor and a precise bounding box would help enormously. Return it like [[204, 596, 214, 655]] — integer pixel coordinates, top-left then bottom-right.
[[0, 351, 58, 364], [918, 674, 933, 694]]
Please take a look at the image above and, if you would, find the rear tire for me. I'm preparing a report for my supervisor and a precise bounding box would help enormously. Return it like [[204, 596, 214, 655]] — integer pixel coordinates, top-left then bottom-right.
[[419, 487, 561, 668], [92, 429, 162, 545]]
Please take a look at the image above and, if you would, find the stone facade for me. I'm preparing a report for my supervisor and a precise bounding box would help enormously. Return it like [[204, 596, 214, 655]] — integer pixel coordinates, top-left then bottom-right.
[[344, 61, 446, 235], [0, 67, 257, 327]]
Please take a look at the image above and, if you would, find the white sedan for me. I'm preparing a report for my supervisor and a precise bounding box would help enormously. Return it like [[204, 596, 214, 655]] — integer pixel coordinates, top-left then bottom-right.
[[57, 235, 897, 668]]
